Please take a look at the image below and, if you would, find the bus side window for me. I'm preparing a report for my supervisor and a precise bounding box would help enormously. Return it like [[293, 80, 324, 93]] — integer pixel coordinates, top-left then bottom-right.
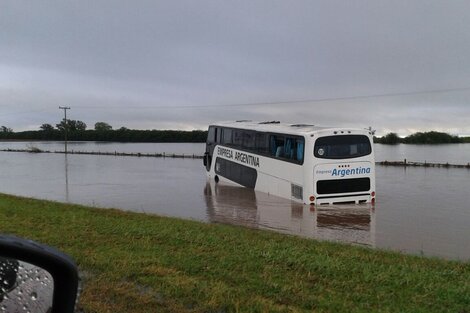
[[207, 127, 215, 143], [243, 131, 255, 150], [216, 128, 224, 144], [270, 136, 276, 155], [233, 130, 243, 147], [296, 139, 304, 162], [223, 128, 232, 145], [255, 133, 268, 154], [270, 135, 285, 158], [284, 138, 294, 159], [214, 128, 219, 143]]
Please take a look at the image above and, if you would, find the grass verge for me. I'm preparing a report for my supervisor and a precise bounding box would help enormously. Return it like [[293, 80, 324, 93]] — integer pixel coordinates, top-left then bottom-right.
[[0, 193, 469, 313]]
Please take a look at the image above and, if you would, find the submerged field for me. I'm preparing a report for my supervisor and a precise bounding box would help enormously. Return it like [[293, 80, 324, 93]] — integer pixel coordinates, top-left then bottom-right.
[[0, 193, 469, 313]]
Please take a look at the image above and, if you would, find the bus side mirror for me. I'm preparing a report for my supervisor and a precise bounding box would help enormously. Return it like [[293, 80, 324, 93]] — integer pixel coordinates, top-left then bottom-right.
[[0, 235, 79, 313]]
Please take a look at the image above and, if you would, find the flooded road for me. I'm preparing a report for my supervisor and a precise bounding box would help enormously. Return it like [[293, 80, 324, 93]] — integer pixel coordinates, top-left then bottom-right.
[[0, 142, 469, 261]]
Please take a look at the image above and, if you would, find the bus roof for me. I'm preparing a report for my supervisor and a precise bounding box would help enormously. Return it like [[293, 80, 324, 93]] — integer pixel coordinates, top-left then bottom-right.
[[210, 121, 371, 136]]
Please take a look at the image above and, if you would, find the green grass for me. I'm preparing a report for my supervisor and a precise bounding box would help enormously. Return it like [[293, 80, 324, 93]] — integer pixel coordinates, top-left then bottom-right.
[[0, 193, 469, 313]]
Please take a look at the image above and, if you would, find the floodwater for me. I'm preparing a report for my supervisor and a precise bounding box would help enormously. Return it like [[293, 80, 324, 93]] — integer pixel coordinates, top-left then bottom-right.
[[2, 141, 470, 163], [0, 141, 203, 155], [0, 142, 469, 261]]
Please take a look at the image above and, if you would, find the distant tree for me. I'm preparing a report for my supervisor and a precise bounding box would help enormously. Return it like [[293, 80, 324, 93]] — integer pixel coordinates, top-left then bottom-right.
[[56, 119, 69, 132], [40, 123, 55, 132], [0, 126, 13, 133], [94, 122, 113, 131], [380, 133, 401, 145], [75, 120, 87, 131], [56, 119, 87, 132], [403, 131, 462, 144]]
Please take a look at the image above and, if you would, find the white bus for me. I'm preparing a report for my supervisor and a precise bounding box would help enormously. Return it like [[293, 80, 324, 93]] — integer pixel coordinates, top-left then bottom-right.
[[203, 121, 376, 205]]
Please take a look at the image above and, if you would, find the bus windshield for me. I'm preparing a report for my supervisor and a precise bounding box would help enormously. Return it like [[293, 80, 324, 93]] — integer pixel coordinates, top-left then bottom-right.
[[314, 135, 371, 159]]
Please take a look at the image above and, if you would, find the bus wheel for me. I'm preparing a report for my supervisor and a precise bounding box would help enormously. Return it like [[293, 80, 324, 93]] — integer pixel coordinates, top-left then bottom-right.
[[214, 175, 219, 183]]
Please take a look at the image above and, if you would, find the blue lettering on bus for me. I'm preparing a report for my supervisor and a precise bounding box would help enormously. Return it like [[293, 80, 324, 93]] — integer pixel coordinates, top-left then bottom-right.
[[331, 167, 371, 177]]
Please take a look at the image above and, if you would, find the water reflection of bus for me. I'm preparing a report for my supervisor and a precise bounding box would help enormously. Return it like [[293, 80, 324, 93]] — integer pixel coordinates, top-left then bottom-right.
[[203, 121, 375, 205], [204, 182, 375, 247]]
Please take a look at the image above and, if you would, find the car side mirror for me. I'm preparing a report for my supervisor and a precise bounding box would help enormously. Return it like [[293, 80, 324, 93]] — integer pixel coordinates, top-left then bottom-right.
[[0, 235, 79, 313]]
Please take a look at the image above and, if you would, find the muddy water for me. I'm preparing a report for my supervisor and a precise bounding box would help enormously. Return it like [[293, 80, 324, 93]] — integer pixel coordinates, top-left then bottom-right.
[[205, 166, 470, 260], [205, 182, 375, 247], [2, 141, 470, 163], [0, 142, 469, 261]]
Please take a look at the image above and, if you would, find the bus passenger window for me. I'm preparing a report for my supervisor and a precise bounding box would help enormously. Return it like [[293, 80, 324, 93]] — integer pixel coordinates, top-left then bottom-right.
[[233, 130, 243, 147], [284, 138, 294, 159], [255, 133, 269, 154], [270, 136, 276, 155], [223, 128, 232, 144], [270, 135, 285, 157], [243, 131, 255, 150], [207, 127, 215, 143], [296, 140, 304, 162], [214, 128, 219, 143]]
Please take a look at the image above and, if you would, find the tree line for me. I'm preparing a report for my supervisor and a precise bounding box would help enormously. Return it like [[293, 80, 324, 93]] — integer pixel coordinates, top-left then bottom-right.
[[2, 121, 469, 144], [374, 131, 470, 144], [0, 121, 207, 143]]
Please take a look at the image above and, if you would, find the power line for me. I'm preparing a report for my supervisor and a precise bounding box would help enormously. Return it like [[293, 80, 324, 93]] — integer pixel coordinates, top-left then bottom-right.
[[1, 86, 469, 117], [0, 109, 50, 118], [76, 86, 470, 110]]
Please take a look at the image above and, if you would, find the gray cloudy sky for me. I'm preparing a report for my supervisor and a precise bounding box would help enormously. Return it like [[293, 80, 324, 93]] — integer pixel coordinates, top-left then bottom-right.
[[1, 1, 470, 136]]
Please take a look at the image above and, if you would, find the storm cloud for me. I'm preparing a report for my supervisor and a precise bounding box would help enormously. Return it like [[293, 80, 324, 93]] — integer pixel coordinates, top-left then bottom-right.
[[1, 0, 470, 135]]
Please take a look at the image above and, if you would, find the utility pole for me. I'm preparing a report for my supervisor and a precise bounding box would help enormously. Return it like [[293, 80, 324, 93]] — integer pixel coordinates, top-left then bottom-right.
[[59, 106, 71, 153]]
